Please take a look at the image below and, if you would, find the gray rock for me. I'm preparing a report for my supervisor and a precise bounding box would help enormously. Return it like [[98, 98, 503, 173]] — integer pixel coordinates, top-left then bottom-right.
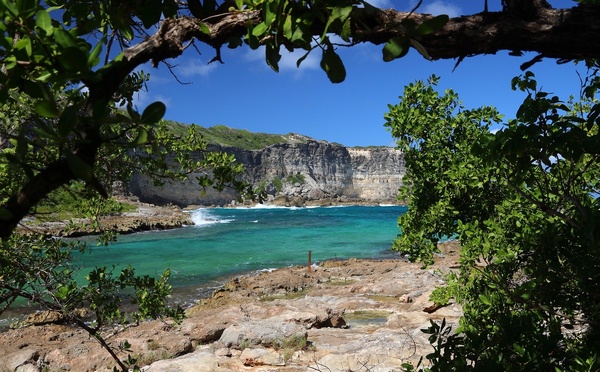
[[314, 353, 405, 372], [15, 365, 40, 372], [218, 319, 307, 349], [6, 349, 40, 371], [240, 348, 284, 367], [142, 350, 225, 372]]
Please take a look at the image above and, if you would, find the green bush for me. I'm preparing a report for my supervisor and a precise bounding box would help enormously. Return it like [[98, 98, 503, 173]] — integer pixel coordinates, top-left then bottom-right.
[[388, 73, 600, 371], [286, 173, 305, 184], [272, 177, 283, 192], [33, 182, 134, 221]]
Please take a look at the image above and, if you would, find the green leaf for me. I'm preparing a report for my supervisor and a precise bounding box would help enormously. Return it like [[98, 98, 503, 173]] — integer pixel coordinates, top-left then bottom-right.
[[140, 1, 162, 28], [283, 15, 293, 40], [296, 50, 311, 68], [478, 294, 492, 305], [265, 44, 281, 72], [264, 1, 276, 26], [35, 9, 53, 36], [134, 128, 149, 146], [58, 47, 88, 72], [2, 0, 19, 17], [410, 39, 431, 60], [0, 207, 13, 220], [416, 15, 449, 35], [162, 0, 179, 17], [127, 104, 141, 122], [34, 100, 59, 118], [140, 102, 166, 124], [88, 39, 104, 67], [198, 22, 210, 35], [320, 47, 346, 84], [252, 22, 269, 37], [15, 0, 37, 17], [382, 37, 409, 62], [22, 80, 45, 99], [66, 153, 94, 182], [15, 37, 32, 57], [340, 18, 351, 42], [118, 23, 134, 40], [332, 6, 352, 22], [54, 29, 78, 49], [58, 105, 78, 136], [227, 36, 242, 49]]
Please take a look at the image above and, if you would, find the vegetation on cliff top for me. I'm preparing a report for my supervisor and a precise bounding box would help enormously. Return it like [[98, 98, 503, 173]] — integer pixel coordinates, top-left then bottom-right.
[[165, 121, 311, 150], [167, 121, 393, 150]]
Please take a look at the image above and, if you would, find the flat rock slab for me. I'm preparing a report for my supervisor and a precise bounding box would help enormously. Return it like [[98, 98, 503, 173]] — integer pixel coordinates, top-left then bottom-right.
[[1, 242, 462, 372], [218, 319, 307, 349]]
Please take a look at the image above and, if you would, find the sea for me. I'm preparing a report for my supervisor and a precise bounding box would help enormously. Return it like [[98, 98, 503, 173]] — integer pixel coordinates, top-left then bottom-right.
[[0, 205, 407, 328]]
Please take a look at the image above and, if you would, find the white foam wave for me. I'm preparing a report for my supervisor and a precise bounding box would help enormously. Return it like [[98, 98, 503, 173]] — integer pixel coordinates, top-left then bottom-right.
[[189, 208, 233, 226], [251, 203, 294, 209]]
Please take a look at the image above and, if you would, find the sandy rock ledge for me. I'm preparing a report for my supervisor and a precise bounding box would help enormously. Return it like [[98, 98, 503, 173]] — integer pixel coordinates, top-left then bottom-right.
[[17, 202, 194, 237], [0, 242, 462, 372]]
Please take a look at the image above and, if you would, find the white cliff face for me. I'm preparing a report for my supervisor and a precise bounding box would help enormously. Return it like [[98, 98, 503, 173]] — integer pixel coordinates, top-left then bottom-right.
[[128, 140, 405, 206], [348, 148, 405, 200]]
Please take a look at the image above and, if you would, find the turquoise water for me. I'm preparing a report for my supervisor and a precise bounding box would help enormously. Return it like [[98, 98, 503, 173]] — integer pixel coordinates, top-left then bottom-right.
[[1, 205, 406, 326], [75, 205, 406, 303]]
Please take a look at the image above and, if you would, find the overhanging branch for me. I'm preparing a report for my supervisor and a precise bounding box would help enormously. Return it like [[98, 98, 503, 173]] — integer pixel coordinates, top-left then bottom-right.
[[4, 2, 600, 239]]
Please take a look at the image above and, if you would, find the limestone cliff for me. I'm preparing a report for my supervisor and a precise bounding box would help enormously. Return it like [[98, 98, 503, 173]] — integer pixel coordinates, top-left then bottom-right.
[[127, 140, 405, 206]]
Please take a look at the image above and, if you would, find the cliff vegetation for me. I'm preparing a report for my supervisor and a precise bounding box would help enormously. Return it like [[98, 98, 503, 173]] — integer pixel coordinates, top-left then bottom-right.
[[165, 121, 312, 150]]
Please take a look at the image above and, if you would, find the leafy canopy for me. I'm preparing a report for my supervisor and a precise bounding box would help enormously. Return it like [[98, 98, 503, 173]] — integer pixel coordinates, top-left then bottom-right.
[[386, 67, 600, 371]]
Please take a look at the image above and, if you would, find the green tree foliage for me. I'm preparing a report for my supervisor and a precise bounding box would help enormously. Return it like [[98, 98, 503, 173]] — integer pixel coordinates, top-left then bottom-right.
[[0, 1, 251, 369], [1, 0, 599, 370], [386, 69, 600, 370]]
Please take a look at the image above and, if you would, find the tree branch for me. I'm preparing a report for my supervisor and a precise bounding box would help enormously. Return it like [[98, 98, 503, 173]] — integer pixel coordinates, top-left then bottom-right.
[[352, 5, 600, 62], [4, 3, 600, 239]]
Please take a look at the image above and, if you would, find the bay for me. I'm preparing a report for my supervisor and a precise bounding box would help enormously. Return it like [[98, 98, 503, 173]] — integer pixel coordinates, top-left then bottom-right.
[[1, 205, 406, 326], [75, 205, 407, 305]]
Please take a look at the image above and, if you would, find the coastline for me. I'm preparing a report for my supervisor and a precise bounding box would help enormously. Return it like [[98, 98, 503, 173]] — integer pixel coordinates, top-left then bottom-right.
[[16, 202, 194, 238], [17, 198, 405, 238], [1, 202, 465, 371], [0, 242, 462, 371]]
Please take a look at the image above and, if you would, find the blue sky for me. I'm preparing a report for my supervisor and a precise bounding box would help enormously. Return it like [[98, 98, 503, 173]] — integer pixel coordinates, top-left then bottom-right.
[[134, 0, 584, 147]]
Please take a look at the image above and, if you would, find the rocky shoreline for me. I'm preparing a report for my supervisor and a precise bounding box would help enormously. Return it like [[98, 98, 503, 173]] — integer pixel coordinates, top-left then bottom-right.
[[17, 199, 404, 237], [0, 239, 462, 372], [17, 202, 195, 238]]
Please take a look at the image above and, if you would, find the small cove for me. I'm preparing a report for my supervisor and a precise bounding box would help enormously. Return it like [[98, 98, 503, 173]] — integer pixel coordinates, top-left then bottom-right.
[[1, 205, 407, 327]]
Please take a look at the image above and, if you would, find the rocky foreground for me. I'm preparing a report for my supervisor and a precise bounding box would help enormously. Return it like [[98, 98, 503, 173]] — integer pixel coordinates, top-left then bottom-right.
[[0, 237, 462, 372]]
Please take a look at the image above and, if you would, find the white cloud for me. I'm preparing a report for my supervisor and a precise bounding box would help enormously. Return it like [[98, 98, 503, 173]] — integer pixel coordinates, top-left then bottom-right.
[[279, 49, 320, 71], [364, 0, 393, 9], [244, 46, 320, 77], [244, 47, 263, 63], [130, 89, 172, 115], [421, 1, 462, 17], [179, 58, 219, 77]]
